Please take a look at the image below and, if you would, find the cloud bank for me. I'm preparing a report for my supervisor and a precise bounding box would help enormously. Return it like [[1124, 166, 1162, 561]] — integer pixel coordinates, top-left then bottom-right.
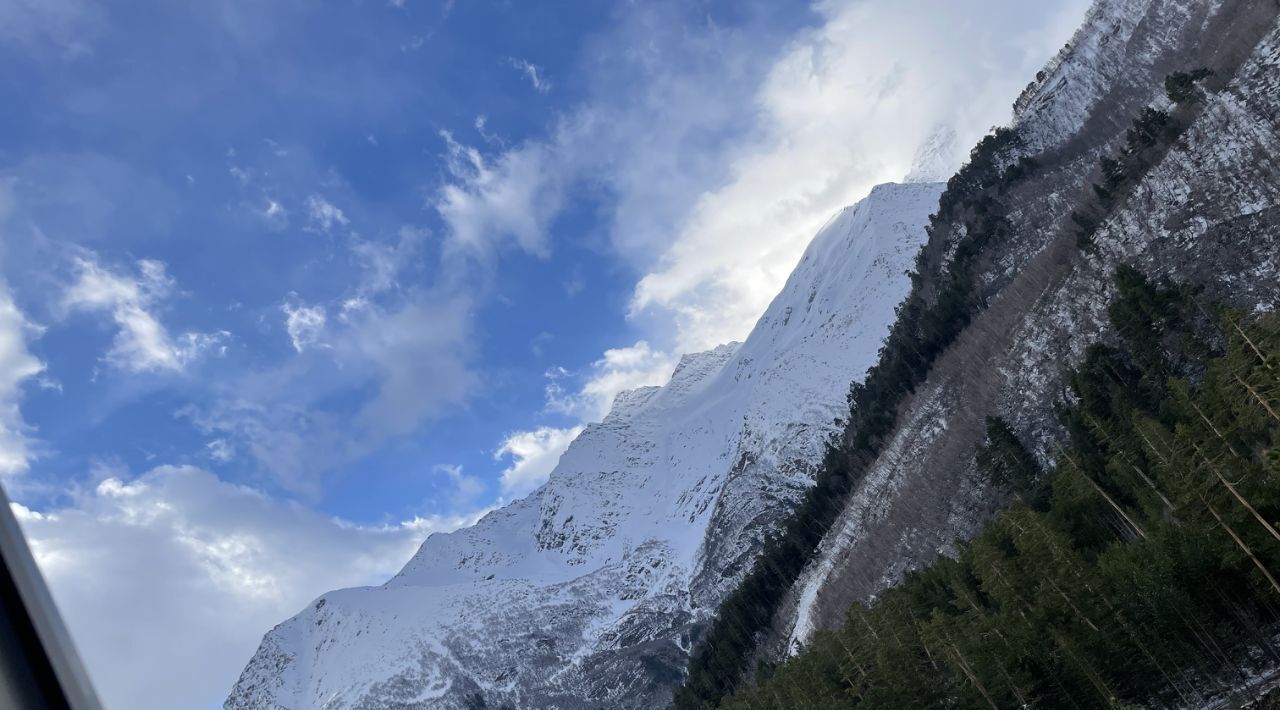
[[0, 282, 44, 474], [15, 465, 483, 710]]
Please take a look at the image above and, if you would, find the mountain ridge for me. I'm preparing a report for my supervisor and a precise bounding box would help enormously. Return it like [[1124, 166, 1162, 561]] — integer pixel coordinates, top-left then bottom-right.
[[227, 181, 944, 709]]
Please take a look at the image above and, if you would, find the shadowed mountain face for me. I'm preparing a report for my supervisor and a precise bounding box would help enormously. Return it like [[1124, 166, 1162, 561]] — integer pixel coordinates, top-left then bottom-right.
[[227, 183, 944, 709]]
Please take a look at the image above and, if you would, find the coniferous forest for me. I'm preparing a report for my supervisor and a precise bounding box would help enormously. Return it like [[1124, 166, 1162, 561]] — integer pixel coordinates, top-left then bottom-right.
[[708, 271, 1280, 708]]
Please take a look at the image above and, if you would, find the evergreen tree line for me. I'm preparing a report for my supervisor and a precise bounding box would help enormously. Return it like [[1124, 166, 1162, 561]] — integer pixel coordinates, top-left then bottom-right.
[[717, 269, 1280, 708], [675, 119, 1039, 710]]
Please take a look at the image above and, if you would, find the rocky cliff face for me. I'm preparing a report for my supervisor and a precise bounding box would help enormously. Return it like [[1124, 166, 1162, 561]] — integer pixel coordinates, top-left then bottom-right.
[[226, 182, 944, 709], [780, 0, 1280, 654]]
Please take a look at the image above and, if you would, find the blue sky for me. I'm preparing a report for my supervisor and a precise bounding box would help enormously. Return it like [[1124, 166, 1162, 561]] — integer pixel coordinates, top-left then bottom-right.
[[0, 0, 1087, 707]]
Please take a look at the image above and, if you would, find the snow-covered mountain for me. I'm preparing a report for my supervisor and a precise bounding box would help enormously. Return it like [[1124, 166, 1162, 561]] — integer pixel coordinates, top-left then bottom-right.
[[227, 181, 945, 709], [229, 2, 1280, 705]]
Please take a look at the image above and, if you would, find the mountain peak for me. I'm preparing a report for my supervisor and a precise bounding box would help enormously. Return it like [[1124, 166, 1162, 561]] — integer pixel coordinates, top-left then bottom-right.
[[227, 181, 942, 709], [904, 125, 960, 183]]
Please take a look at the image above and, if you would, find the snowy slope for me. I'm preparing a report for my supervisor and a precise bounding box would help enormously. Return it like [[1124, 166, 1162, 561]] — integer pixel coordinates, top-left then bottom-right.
[[227, 181, 944, 709]]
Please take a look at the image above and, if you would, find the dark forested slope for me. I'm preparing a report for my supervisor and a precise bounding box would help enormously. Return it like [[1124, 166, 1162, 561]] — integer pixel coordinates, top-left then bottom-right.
[[723, 272, 1280, 708]]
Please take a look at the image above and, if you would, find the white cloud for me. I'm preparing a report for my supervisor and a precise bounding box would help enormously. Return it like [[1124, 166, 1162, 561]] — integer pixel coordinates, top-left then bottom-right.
[[400, 34, 428, 52], [431, 0, 1085, 356], [338, 295, 370, 321], [349, 226, 424, 297], [433, 463, 485, 506], [473, 114, 503, 146], [304, 193, 349, 232], [206, 438, 234, 463], [494, 425, 582, 497], [14, 465, 483, 710], [62, 254, 227, 373], [507, 57, 551, 94], [0, 282, 45, 475], [627, 0, 1089, 352], [280, 300, 326, 353], [260, 197, 288, 230], [546, 340, 677, 421], [434, 130, 564, 258]]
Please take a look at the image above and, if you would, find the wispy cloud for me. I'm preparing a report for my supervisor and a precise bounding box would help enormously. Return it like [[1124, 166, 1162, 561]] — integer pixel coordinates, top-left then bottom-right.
[[178, 399, 346, 498], [0, 282, 45, 475], [348, 226, 425, 297], [304, 194, 349, 232], [62, 254, 228, 373], [205, 438, 235, 463], [280, 299, 326, 353], [494, 425, 582, 497], [473, 115, 504, 147], [434, 463, 485, 506], [260, 197, 288, 230], [507, 57, 551, 94], [186, 291, 476, 496]]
